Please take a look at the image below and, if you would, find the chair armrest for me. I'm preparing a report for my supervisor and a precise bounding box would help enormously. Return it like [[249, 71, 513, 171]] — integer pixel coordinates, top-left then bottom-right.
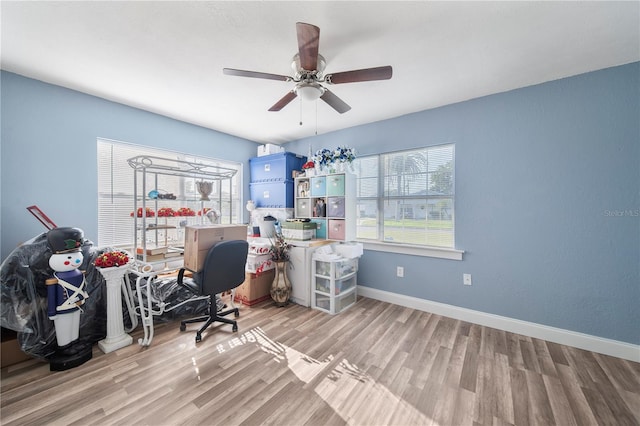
[[177, 268, 201, 295]]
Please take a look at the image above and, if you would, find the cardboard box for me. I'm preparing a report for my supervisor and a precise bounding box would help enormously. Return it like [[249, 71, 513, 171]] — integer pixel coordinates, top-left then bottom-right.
[[234, 270, 275, 306], [184, 224, 247, 272], [257, 143, 284, 157], [1, 328, 31, 368]]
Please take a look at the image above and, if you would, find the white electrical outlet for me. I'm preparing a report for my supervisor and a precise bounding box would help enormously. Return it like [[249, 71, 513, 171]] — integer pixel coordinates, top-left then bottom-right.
[[463, 274, 472, 286], [396, 266, 404, 278]]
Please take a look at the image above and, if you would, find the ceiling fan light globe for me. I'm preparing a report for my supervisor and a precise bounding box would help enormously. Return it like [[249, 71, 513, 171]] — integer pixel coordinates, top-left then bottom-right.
[[297, 84, 323, 101]]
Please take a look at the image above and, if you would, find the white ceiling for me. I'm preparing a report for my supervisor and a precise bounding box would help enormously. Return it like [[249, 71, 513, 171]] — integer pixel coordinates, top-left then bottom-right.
[[2, 1, 638, 144]]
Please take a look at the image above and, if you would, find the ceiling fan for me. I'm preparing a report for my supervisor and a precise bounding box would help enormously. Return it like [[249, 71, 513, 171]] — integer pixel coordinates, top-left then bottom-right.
[[223, 22, 393, 114]]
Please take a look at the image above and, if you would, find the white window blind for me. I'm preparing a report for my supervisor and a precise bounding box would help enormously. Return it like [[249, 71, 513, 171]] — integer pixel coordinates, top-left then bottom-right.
[[354, 144, 455, 248], [97, 139, 242, 248]]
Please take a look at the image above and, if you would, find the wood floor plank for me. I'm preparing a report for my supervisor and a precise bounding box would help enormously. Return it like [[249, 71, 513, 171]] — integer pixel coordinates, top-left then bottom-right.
[[1, 296, 638, 426], [524, 369, 556, 425], [542, 373, 579, 426], [443, 330, 468, 388], [555, 363, 600, 425], [510, 365, 531, 426]]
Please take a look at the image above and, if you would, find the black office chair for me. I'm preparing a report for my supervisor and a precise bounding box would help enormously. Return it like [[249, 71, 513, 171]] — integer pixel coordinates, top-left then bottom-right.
[[177, 239, 249, 342]]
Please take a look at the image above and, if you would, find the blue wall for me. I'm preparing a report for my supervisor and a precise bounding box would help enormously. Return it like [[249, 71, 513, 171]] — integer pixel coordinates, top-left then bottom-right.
[[2, 64, 638, 345], [0, 71, 258, 260], [285, 62, 640, 345]]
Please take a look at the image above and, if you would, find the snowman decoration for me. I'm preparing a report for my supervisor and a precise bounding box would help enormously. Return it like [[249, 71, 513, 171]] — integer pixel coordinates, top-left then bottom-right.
[[46, 227, 89, 349]]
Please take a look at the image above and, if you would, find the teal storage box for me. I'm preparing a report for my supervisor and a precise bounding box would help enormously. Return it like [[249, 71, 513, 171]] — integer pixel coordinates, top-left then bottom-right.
[[311, 219, 327, 239], [326, 174, 345, 196]]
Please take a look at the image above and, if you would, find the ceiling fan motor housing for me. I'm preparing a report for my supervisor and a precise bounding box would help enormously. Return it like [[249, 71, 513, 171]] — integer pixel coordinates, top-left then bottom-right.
[[292, 53, 326, 81]]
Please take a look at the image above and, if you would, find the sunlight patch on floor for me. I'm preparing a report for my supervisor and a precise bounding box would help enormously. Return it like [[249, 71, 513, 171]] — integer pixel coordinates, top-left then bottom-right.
[[216, 327, 436, 425]]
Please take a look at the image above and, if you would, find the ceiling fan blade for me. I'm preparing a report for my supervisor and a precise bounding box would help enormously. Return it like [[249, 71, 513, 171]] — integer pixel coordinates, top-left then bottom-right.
[[320, 89, 351, 114], [268, 90, 298, 111], [296, 22, 320, 71], [326, 66, 393, 84], [223, 68, 290, 82]]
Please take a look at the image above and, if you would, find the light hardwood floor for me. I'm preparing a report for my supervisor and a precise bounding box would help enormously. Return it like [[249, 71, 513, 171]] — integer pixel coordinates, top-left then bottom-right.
[[1, 296, 639, 425]]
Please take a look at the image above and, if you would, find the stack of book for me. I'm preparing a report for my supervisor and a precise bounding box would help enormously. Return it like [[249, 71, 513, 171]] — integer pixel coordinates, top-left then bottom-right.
[[136, 246, 183, 262]]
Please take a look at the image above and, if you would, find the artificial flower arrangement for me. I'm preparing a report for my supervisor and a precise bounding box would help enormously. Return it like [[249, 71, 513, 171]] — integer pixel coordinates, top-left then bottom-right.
[[157, 207, 176, 217], [269, 232, 291, 262], [132, 206, 196, 217], [333, 146, 356, 163], [313, 148, 333, 168], [94, 250, 130, 268], [175, 207, 196, 216], [131, 207, 155, 217], [312, 146, 356, 170]]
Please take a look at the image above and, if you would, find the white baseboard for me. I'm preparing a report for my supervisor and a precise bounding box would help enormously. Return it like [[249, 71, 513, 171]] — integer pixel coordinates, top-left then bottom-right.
[[357, 285, 640, 363]]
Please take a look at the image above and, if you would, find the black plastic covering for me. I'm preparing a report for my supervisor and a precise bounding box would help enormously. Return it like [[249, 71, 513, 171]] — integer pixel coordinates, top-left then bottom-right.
[[1, 233, 207, 361], [131, 274, 209, 325]]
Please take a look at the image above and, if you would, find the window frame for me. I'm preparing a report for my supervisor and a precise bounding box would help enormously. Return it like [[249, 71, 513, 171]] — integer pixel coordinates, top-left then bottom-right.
[[354, 144, 463, 260]]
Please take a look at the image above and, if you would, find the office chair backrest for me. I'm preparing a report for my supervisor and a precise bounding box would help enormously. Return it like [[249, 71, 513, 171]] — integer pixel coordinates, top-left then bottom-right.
[[197, 239, 249, 296]]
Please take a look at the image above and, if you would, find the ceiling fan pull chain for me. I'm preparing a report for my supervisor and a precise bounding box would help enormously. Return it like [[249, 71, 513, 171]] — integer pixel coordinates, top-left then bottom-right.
[[299, 96, 303, 126], [315, 100, 318, 135]]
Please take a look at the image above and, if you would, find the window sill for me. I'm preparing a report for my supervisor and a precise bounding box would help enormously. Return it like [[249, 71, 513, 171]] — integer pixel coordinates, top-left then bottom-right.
[[358, 240, 464, 260]]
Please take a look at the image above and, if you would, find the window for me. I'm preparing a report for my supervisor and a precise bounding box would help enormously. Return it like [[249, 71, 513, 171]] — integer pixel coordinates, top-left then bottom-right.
[[97, 139, 242, 248], [353, 144, 455, 249]]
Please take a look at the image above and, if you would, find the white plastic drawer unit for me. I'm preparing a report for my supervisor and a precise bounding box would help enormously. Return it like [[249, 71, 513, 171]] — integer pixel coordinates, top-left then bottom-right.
[[312, 287, 357, 314], [336, 291, 357, 312], [315, 275, 356, 295], [311, 256, 358, 314], [314, 258, 358, 279]]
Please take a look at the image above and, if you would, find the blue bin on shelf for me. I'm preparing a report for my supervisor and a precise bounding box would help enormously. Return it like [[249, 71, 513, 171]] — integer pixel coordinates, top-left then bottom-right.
[[250, 152, 307, 183]]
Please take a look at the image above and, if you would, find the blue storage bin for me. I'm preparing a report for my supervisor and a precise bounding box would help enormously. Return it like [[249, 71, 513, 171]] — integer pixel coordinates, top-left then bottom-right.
[[311, 219, 327, 239], [310, 176, 327, 196], [249, 153, 307, 183], [250, 180, 295, 208]]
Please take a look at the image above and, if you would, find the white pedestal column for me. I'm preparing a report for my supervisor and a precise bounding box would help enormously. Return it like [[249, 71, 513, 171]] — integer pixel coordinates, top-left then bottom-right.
[[97, 264, 133, 353]]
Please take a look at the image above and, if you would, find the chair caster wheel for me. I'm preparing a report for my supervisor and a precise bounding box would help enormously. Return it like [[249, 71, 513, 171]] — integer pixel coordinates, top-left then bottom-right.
[[234, 310, 239, 318], [195, 334, 202, 343], [232, 324, 238, 332], [180, 324, 186, 332]]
